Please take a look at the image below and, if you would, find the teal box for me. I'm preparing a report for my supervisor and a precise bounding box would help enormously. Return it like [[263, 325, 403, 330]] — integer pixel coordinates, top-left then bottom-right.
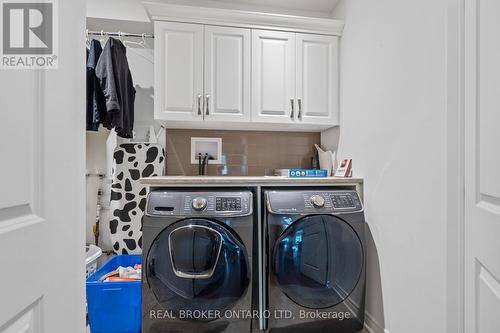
[[288, 169, 328, 177]]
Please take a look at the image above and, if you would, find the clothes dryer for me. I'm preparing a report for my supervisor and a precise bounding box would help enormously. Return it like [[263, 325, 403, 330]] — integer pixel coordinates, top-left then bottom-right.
[[264, 189, 366, 333], [142, 190, 254, 333]]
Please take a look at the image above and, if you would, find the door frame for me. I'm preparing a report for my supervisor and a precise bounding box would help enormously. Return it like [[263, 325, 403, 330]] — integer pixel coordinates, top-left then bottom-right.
[[446, 0, 465, 332]]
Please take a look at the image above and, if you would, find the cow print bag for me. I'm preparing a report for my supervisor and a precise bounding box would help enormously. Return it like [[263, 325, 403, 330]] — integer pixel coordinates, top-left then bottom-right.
[[110, 143, 165, 254]]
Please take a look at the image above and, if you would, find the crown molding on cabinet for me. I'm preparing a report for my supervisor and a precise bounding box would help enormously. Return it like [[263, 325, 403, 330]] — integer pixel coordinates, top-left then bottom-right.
[[142, 2, 345, 36]]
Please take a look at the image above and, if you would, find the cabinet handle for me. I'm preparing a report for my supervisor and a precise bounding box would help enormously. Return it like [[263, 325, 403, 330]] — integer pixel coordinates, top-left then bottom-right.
[[205, 95, 210, 116], [290, 99, 295, 119], [197, 94, 202, 116], [297, 99, 302, 120]]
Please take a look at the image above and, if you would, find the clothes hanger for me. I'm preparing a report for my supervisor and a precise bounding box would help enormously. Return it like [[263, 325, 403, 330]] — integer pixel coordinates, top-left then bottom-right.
[[140, 33, 147, 48], [85, 29, 91, 48], [99, 30, 106, 45], [122, 33, 147, 49]]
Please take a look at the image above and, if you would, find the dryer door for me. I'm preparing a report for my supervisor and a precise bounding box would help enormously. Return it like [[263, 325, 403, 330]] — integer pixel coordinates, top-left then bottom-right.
[[146, 218, 250, 316], [273, 215, 363, 309]]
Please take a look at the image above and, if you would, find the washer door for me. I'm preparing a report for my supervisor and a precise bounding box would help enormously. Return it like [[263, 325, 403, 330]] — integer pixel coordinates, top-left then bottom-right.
[[273, 215, 363, 309], [146, 218, 250, 316]]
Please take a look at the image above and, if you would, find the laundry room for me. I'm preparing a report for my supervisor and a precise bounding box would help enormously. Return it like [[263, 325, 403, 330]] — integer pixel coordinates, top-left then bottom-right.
[[1, 0, 498, 333]]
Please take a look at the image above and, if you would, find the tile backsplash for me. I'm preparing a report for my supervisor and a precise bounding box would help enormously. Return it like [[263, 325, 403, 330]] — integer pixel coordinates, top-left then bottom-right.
[[166, 129, 320, 176]]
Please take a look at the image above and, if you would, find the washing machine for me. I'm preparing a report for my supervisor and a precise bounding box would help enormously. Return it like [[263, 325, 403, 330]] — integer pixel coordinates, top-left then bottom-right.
[[142, 189, 255, 333], [264, 189, 366, 333]]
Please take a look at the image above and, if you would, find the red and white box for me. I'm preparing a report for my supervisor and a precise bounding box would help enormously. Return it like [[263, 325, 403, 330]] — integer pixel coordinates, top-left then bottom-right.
[[334, 159, 353, 177]]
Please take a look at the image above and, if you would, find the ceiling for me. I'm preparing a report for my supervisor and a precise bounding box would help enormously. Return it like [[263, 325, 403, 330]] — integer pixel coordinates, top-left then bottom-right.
[[151, 0, 341, 18], [210, 0, 340, 15]]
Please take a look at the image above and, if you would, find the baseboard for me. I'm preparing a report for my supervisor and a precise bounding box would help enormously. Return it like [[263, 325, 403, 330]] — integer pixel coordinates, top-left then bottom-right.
[[341, 295, 387, 333], [363, 311, 388, 333]]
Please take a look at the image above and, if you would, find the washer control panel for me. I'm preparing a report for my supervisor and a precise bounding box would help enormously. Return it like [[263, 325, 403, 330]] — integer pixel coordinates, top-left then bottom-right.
[[192, 197, 208, 211], [331, 193, 358, 210], [310, 195, 326, 208], [303, 193, 333, 210], [216, 197, 242, 212], [266, 190, 362, 214], [147, 190, 252, 217]]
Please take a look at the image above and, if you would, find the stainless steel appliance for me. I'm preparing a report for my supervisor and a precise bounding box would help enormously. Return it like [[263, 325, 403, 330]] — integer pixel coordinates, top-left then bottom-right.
[[264, 189, 366, 333], [142, 189, 255, 333]]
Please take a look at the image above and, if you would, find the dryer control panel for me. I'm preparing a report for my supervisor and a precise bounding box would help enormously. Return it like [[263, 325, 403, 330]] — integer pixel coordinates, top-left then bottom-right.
[[146, 190, 253, 217], [266, 190, 362, 214]]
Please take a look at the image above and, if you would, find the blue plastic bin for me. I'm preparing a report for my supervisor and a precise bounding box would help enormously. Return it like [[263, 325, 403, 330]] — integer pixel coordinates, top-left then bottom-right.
[[86, 255, 142, 333]]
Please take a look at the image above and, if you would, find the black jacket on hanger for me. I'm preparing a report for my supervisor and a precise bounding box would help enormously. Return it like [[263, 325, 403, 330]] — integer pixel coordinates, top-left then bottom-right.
[[86, 39, 106, 131], [95, 37, 136, 138]]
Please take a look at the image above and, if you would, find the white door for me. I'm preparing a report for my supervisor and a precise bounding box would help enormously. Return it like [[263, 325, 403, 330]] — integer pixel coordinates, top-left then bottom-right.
[[251, 30, 295, 123], [0, 0, 86, 332], [295, 34, 338, 126], [204, 25, 250, 123], [464, 0, 500, 332], [154, 21, 203, 121]]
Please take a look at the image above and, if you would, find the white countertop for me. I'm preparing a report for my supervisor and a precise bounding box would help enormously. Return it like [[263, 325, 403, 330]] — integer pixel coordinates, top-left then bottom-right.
[[140, 176, 363, 186]]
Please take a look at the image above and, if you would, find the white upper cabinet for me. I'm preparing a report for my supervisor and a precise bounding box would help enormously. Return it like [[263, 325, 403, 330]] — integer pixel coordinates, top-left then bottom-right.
[[295, 34, 339, 125], [252, 30, 296, 123], [152, 6, 343, 131], [204, 26, 251, 122], [154, 21, 203, 121]]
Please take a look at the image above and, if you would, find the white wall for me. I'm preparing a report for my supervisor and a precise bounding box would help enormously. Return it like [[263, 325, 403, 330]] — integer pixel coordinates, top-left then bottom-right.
[[326, 1, 448, 332], [87, 0, 336, 19], [87, 0, 150, 22]]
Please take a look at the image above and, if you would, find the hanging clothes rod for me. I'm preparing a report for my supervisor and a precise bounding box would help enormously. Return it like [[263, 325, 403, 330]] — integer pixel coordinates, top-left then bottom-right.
[[87, 30, 154, 39]]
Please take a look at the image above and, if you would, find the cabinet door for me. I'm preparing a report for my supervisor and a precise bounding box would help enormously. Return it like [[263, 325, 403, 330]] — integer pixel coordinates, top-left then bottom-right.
[[204, 26, 251, 122], [295, 34, 339, 125], [252, 30, 296, 123], [154, 21, 203, 121]]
